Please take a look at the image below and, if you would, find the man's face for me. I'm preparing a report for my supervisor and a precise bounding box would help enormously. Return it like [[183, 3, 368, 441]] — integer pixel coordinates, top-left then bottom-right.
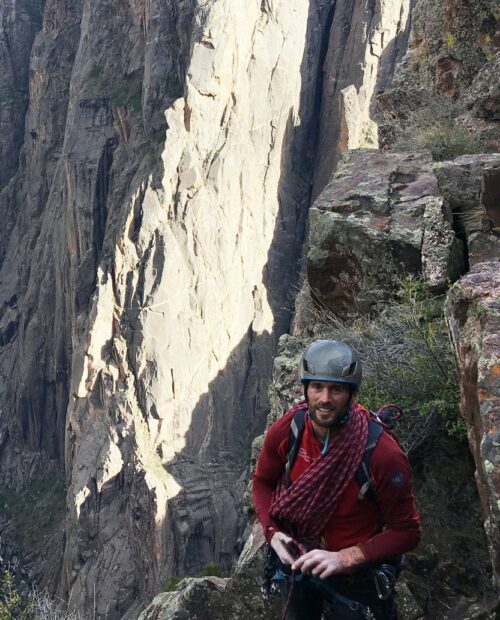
[[305, 381, 354, 429]]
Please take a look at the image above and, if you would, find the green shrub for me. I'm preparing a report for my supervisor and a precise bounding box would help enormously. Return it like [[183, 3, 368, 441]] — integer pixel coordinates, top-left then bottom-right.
[[0, 570, 87, 619], [446, 33, 457, 49], [163, 576, 183, 592], [309, 277, 464, 449], [0, 571, 34, 620], [0, 479, 66, 549], [198, 562, 228, 578]]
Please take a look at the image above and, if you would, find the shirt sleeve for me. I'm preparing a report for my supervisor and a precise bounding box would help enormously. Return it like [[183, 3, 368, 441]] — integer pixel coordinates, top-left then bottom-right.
[[357, 433, 421, 563], [252, 413, 291, 542]]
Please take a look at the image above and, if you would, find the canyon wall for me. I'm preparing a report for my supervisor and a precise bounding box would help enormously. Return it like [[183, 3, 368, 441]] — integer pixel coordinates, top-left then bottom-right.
[[0, 0, 413, 616], [2, 0, 499, 618]]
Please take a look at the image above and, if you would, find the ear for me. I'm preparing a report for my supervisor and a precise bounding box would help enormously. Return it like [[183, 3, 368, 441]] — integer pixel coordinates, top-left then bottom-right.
[[300, 383, 305, 395], [350, 389, 359, 404]]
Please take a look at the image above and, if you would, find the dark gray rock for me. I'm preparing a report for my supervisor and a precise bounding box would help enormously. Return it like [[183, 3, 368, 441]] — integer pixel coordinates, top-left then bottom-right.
[[303, 150, 463, 321], [139, 525, 279, 620], [466, 52, 500, 121], [446, 262, 500, 593], [0, 0, 43, 189], [433, 154, 500, 265]]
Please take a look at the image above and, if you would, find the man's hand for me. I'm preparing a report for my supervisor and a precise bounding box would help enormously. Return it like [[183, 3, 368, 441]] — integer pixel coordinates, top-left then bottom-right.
[[270, 531, 302, 565], [291, 546, 366, 578]]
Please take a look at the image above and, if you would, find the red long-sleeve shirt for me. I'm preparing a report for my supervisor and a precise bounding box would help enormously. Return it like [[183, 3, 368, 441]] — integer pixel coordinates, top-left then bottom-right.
[[252, 407, 421, 564]]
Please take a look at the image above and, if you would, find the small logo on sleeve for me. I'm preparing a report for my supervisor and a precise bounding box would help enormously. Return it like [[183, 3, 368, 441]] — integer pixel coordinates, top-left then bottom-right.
[[391, 471, 405, 487]]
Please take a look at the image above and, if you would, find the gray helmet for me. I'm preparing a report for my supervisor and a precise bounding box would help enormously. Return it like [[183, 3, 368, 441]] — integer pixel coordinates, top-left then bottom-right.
[[299, 340, 362, 388]]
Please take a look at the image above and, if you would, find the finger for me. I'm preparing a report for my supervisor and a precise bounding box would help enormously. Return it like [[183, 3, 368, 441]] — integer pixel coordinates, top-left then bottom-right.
[[311, 560, 329, 576], [293, 552, 316, 570], [319, 564, 336, 579], [291, 555, 306, 571], [300, 563, 312, 575], [304, 558, 322, 575], [310, 563, 323, 576]]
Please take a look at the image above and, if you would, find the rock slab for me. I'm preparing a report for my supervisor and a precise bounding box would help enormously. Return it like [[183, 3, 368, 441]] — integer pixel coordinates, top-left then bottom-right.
[[303, 149, 463, 320], [446, 262, 500, 592]]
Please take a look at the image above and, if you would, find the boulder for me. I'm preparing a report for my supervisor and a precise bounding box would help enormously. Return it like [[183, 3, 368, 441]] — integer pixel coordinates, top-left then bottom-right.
[[138, 577, 228, 620], [138, 524, 278, 620], [304, 150, 463, 319], [433, 154, 500, 266]]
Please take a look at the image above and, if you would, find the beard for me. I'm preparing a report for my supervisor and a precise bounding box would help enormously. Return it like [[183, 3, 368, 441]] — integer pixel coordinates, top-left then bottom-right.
[[307, 401, 351, 428]]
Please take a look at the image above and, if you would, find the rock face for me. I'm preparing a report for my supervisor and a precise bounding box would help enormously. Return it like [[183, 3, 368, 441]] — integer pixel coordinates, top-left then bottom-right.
[[0, 0, 498, 618], [303, 149, 463, 319], [466, 52, 500, 122], [313, 0, 412, 195], [138, 525, 279, 620], [0, 0, 45, 263], [0, 0, 323, 614], [446, 262, 500, 592], [409, 0, 499, 97], [376, 0, 500, 154], [433, 154, 500, 266], [0, 0, 419, 617], [0, 0, 43, 190]]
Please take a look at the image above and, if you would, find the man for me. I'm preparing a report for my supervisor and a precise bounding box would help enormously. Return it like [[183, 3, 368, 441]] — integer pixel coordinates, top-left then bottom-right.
[[253, 340, 421, 619]]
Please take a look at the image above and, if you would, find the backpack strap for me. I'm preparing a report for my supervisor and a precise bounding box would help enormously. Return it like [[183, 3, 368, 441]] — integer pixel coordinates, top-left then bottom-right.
[[355, 419, 384, 504], [284, 411, 385, 503], [284, 408, 306, 488]]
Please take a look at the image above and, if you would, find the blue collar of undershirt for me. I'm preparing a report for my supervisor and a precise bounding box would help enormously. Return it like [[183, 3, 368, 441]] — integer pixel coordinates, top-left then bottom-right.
[[308, 406, 353, 455]]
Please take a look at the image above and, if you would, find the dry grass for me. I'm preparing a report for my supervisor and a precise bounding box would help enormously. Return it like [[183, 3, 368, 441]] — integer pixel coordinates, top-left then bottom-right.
[[304, 278, 463, 455], [380, 95, 485, 161], [29, 591, 86, 620], [0, 570, 98, 620]]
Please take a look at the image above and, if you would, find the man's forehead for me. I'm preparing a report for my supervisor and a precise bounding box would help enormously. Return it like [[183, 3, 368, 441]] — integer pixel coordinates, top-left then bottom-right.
[[307, 380, 350, 389]]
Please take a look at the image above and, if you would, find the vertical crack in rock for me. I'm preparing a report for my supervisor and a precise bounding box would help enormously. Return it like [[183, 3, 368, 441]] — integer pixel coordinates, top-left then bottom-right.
[[0, 0, 44, 189], [57, 1, 334, 614], [0, 0, 84, 489], [313, 0, 413, 197], [93, 138, 116, 265]]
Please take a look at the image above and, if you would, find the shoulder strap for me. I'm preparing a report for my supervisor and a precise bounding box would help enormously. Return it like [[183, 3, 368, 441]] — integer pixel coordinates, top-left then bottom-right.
[[284, 410, 385, 502], [284, 408, 306, 488], [355, 419, 384, 504]]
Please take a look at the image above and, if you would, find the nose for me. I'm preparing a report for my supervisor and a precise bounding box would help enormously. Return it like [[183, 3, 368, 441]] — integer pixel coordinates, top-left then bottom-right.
[[318, 386, 332, 402]]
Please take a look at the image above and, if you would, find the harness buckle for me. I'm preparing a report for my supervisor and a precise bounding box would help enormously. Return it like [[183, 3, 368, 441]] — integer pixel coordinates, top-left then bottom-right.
[[373, 564, 397, 600]]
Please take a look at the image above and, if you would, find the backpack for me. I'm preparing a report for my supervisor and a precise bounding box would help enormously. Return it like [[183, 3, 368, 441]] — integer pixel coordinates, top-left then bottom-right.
[[284, 404, 402, 504]]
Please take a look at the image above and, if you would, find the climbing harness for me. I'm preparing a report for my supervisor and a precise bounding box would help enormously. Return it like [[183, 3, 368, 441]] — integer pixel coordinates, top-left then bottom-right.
[[261, 553, 377, 620], [260, 546, 281, 602]]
